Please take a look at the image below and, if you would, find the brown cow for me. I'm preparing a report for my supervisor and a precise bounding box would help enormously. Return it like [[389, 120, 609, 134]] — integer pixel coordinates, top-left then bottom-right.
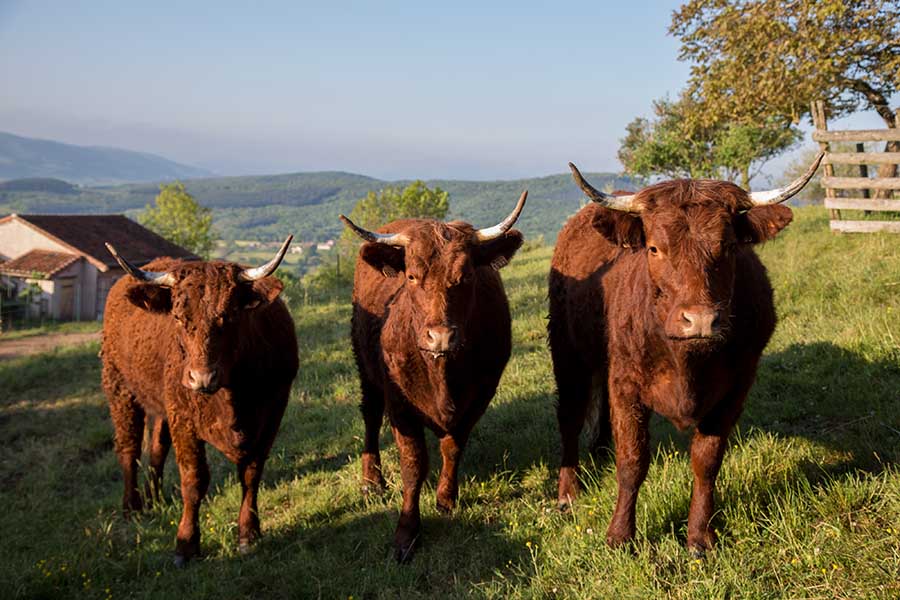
[[101, 238, 299, 566], [548, 155, 822, 555], [342, 192, 527, 562]]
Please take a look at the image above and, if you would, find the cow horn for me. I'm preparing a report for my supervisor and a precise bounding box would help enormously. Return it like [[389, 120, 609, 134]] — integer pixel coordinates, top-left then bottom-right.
[[747, 151, 824, 206], [238, 235, 293, 282], [105, 243, 176, 286], [475, 190, 528, 242], [339, 215, 410, 246], [569, 162, 642, 213]]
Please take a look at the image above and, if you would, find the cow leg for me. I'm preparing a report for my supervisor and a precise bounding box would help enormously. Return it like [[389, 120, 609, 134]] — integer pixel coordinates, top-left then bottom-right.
[[172, 433, 210, 566], [145, 416, 171, 506], [234, 382, 290, 554], [687, 385, 747, 556], [391, 418, 428, 563], [436, 431, 468, 513], [606, 395, 650, 548], [360, 378, 387, 494], [108, 390, 145, 516], [555, 365, 592, 509], [237, 458, 263, 553]]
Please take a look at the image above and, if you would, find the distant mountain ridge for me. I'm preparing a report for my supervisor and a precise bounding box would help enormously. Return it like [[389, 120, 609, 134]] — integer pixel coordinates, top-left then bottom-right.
[[0, 132, 635, 242], [0, 131, 212, 184]]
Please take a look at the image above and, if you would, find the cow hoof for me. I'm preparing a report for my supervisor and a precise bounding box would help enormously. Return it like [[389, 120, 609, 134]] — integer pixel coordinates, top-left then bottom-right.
[[173, 554, 188, 569], [361, 480, 386, 497], [238, 540, 253, 555], [436, 494, 456, 514], [393, 540, 418, 564], [557, 499, 572, 512], [689, 546, 707, 560], [605, 530, 636, 550]]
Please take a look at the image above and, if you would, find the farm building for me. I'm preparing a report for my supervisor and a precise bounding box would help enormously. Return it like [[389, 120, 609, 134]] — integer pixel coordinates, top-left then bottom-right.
[[0, 214, 195, 321]]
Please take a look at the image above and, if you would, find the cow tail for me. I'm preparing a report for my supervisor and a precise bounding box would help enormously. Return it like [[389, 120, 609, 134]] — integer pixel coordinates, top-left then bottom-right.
[[585, 371, 611, 453]]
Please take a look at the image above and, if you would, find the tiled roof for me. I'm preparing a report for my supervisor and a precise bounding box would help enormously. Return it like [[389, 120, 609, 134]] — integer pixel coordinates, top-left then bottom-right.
[[0, 249, 80, 278], [1, 214, 197, 270]]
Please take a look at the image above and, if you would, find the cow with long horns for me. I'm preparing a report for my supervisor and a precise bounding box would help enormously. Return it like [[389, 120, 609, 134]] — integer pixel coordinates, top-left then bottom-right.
[[548, 155, 823, 555], [343, 192, 527, 562], [100, 239, 299, 565]]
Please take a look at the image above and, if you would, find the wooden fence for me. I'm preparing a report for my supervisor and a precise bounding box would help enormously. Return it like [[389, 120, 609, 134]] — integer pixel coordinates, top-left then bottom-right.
[[810, 100, 900, 233]]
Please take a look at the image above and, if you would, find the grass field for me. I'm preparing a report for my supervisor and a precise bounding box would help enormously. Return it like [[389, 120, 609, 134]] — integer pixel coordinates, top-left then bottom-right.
[[1, 206, 899, 598], [0, 320, 101, 341]]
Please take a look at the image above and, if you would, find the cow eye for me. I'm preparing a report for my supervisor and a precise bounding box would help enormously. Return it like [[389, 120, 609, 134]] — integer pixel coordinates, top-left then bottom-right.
[[648, 246, 659, 256], [407, 274, 417, 283]]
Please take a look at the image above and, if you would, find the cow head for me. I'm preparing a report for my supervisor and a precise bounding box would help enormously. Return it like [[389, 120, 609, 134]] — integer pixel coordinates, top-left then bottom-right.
[[105, 237, 292, 393], [569, 153, 822, 344], [341, 192, 526, 359]]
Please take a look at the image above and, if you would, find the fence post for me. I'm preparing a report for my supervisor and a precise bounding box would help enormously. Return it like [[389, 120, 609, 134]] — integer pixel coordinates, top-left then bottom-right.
[[812, 101, 839, 221], [857, 143, 871, 215]]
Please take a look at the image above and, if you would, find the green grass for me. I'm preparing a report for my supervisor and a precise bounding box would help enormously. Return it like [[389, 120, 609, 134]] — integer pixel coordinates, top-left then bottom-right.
[[1, 206, 898, 598], [0, 319, 102, 340]]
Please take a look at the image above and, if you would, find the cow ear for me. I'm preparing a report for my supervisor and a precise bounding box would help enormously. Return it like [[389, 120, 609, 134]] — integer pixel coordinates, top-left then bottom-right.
[[591, 209, 644, 248], [240, 277, 284, 310], [126, 284, 172, 313], [474, 231, 523, 270], [735, 205, 793, 244], [360, 243, 405, 277]]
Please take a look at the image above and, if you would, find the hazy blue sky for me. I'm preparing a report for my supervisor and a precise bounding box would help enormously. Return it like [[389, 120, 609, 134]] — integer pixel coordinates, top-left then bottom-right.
[[0, 1, 889, 180]]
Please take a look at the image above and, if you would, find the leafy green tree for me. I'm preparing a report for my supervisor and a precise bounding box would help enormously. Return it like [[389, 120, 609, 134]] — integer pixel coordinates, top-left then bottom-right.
[[670, 0, 900, 188], [139, 182, 215, 259], [325, 181, 449, 284], [346, 180, 449, 230], [618, 93, 800, 187]]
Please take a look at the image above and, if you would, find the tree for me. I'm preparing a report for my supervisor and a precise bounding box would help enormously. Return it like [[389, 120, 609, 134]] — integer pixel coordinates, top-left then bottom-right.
[[328, 180, 450, 283], [139, 182, 215, 259], [670, 0, 900, 187], [618, 93, 800, 187], [346, 180, 449, 229]]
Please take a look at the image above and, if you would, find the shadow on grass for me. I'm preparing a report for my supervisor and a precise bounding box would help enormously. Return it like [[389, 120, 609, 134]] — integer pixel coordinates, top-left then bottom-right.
[[0, 341, 101, 405], [619, 341, 900, 546]]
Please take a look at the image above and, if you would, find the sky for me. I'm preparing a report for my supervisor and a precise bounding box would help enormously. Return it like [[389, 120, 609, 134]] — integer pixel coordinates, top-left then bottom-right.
[[0, 1, 891, 182]]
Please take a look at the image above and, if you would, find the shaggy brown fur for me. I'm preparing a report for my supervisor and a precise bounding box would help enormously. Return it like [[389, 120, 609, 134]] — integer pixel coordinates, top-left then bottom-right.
[[101, 257, 298, 565], [350, 218, 523, 562], [548, 179, 792, 554]]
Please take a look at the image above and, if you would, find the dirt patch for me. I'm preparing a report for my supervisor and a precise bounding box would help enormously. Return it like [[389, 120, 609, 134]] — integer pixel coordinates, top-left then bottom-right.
[[0, 331, 102, 361]]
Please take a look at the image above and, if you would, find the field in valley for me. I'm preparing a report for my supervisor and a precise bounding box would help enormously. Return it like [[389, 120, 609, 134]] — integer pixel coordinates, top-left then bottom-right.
[[1, 206, 899, 598]]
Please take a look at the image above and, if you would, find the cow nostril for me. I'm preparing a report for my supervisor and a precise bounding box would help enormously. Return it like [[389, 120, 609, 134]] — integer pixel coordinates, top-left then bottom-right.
[[680, 311, 695, 326], [188, 369, 217, 389]]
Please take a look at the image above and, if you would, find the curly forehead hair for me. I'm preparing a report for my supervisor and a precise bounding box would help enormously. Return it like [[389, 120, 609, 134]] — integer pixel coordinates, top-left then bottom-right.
[[635, 179, 751, 213]]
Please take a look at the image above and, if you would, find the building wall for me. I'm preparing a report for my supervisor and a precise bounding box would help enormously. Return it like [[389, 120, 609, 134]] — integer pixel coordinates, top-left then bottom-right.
[[0, 219, 70, 260], [96, 268, 123, 319], [24, 278, 54, 319], [78, 260, 99, 320], [49, 258, 95, 320]]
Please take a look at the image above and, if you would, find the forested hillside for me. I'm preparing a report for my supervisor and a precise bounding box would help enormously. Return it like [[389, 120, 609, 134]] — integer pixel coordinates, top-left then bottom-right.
[[0, 170, 635, 243]]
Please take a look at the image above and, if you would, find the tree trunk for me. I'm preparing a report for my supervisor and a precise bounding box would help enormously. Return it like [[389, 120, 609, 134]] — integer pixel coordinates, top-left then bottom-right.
[[740, 165, 750, 190]]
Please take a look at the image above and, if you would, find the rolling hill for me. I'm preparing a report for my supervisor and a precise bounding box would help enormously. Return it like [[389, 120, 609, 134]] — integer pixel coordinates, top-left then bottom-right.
[[0, 169, 635, 244], [0, 132, 212, 184]]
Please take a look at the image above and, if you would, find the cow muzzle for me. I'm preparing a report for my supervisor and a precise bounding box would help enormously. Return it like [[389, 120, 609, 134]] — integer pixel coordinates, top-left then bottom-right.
[[184, 367, 220, 394], [420, 326, 458, 359], [667, 305, 722, 340]]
